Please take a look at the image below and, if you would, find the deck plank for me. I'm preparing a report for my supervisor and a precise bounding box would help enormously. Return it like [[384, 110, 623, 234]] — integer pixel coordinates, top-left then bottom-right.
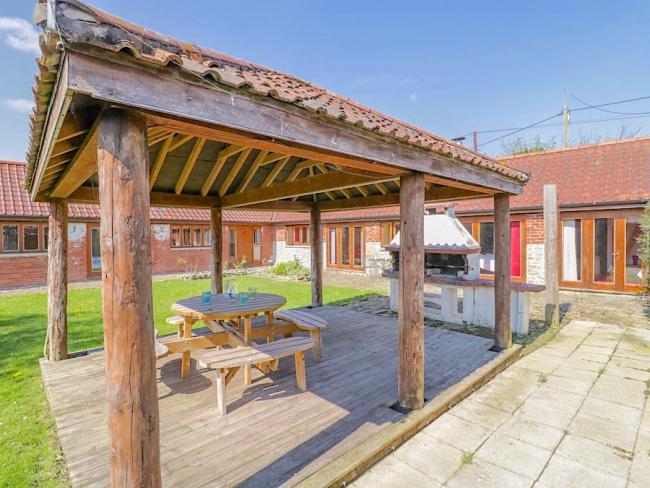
[[41, 306, 497, 488]]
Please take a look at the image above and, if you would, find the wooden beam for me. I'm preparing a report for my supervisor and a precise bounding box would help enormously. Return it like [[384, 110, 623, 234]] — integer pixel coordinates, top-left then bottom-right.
[[398, 172, 425, 411], [424, 174, 499, 194], [149, 134, 173, 191], [65, 52, 524, 193], [318, 186, 485, 211], [238, 200, 312, 211], [200, 144, 245, 196], [311, 205, 323, 307], [211, 207, 223, 294], [49, 113, 101, 198], [356, 185, 369, 197], [175, 137, 206, 194], [218, 147, 252, 196], [494, 193, 512, 350], [67, 185, 220, 208], [259, 152, 287, 166], [237, 150, 268, 193], [543, 185, 559, 328], [221, 170, 399, 208], [45, 198, 67, 361], [168, 134, 194, 152], [96, 109, 161, 485], [261, 156, 290, 187], [375, 183, 389, 195]]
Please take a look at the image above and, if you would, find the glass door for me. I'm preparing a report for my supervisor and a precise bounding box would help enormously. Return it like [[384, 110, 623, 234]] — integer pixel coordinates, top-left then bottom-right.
[[326, 223, 364, 271], [89, 226, 101, 274], [593, 218, 615, 284], [625, 218, 645, 289]]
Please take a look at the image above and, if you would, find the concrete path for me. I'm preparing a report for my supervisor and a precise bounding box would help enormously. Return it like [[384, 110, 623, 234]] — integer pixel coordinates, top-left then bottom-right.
[[352, 320, 650, 488]]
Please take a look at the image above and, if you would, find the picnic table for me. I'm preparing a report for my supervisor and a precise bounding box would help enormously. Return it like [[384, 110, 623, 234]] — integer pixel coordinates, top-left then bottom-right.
[[169, 293, 287, 383]]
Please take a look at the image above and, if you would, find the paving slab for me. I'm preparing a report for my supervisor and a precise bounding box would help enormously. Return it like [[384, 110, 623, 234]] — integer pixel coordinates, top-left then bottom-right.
[[448, 399, 511, 430], [475, 433, 552, 479], [349, 454, 440, 488], [590, 373, 647, 408], [629, 429, 650, 487], [604, 363, 650, 382], [568, 411, 639, 451], [554, 433, 632, 478], [469, 375, 537, 413], [578, 396, 642, 427], [537, 453, 626, 488], [445, 458, 533, 488], [542, 372, 595, 395], [515, 352, 564, 374], [421, 411, 491, 452], [495, 415, 564, 451], [516, 387, 584, 429], [392, 434, 463, 484]]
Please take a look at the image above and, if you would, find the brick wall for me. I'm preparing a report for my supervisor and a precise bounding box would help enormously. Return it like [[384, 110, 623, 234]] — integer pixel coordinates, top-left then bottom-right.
[[525, 214, 545, 244], [0, 221, 274, 290]]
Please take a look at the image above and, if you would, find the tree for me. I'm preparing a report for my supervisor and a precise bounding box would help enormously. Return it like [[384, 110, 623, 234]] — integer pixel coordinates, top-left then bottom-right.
[[501, 135, 556, 156], [638, 200, 650, 290]]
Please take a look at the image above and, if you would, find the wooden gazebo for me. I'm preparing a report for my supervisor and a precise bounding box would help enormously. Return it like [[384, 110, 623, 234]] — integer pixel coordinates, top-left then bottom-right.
[[29, 0, 527, 485]]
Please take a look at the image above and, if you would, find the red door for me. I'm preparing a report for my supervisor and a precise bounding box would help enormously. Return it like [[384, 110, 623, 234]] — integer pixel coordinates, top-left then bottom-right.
[[511, 221, 521, 277]]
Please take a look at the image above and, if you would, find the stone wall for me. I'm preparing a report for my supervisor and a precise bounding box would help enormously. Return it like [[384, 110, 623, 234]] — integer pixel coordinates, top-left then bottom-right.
[[526, 243, 545, 284]]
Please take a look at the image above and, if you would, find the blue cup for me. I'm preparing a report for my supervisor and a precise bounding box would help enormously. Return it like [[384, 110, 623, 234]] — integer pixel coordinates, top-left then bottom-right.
[[238, 292, 249, 305], [201, 291, 212, 304]]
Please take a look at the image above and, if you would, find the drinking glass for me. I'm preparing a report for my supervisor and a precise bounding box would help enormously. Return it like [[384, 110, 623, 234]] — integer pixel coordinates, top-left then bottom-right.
[[248, 287, 257, 299], [201, 291, 212, 304], [239, 291, 249, 305]]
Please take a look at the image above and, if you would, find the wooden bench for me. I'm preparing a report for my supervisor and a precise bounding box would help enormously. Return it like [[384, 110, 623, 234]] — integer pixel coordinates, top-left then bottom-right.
[[166, 315, 185, 337], [153, 329, 169, 358], [275, 309, 327, 362], [199, 336, 313, 415]]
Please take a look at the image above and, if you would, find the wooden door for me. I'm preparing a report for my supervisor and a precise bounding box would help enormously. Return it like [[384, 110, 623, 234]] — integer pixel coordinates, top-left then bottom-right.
[[236, 226, 253, 266]]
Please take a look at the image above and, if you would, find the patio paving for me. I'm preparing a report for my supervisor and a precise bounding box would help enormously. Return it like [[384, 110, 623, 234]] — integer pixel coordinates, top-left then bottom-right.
[[352, 320, 650, 488], [40, 306, 499, 487]]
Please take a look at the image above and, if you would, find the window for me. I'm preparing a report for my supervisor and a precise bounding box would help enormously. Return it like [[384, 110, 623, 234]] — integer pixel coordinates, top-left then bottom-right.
[[182, 227, 192, 247], [90, 227, 101, 272], [170, 227, 181, 248], [287, 225, 309, 245], [625, 218, 643, 285], [43, 226, 48, 250], [253, 228, 262, 245], [562, 219, 582, 281], [193, 227, 202, 247], [327, 223, 364, 270], [23, 225, 39, 251], [380, 222, 400, 246], [2, 225, 18, 252], [203, 228, 212, 247], [228, 229, 237, 257], [594, 218, 614, 283], [478, 221, 522, 277]]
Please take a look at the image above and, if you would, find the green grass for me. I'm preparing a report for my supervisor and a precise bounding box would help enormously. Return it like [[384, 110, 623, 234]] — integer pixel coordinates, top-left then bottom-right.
[[0, 276, 374, 487]]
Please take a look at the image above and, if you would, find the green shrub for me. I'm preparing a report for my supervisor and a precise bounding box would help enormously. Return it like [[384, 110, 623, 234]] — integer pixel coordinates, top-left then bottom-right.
[[639, 201, 650, 290], [270, 258, 310, 278]]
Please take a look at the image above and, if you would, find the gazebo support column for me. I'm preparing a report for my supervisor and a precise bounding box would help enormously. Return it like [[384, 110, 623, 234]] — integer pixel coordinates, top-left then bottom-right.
[[398, 172, 425, 410], [210, 206, 223, 294], [310, 204, 323, 307], [46, 198, 68, 361], [494, 193, 512, 350], [97, 109, 161, 487]]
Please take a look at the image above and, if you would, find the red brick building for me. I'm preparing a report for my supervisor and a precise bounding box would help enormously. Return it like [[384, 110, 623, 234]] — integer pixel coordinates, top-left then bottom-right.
[[0, 161, 275, 289]]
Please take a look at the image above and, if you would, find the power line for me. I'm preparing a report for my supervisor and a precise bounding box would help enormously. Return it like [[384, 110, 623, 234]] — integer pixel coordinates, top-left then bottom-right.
[[570, 93, 650, 116], [477, 111, 562, 148]]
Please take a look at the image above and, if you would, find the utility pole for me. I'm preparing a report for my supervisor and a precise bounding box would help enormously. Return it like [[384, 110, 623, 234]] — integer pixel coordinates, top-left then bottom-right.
[[472, 130, 478, 151], [563, 89, 570, 147]]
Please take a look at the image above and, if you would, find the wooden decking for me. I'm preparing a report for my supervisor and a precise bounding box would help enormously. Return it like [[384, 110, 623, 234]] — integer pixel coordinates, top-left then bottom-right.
[[41, 306, 498, 487]]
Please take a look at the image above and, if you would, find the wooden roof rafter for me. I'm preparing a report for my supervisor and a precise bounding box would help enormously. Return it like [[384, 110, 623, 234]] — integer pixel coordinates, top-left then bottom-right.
[[218, 147, 253, 196], [200, 144, 247, 196]]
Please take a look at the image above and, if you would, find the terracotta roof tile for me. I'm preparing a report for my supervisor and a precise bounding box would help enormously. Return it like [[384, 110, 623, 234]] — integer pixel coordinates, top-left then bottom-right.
[[26, 0, 528, 188]]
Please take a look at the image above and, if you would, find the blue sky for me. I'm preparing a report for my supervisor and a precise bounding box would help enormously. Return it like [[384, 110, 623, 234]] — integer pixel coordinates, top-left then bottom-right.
[[2, 0, 650, 161]]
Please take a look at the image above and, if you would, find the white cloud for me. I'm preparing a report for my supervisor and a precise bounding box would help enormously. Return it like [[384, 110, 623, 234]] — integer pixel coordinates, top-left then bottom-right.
[[409, 93, 418, 102], [3, 98, 34, 113], [0, 17, 40, 55]]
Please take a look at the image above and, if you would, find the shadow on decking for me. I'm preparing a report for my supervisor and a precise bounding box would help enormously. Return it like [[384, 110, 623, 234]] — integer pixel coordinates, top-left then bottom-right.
[[41, 306, 499, 487]]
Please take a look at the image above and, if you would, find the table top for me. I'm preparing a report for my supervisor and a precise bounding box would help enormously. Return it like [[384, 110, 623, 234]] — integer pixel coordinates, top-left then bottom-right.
[[171, 293, 287, 320]]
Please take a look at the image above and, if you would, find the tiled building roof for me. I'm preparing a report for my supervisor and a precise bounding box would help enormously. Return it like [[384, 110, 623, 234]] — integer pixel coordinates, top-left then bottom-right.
[[26, 0, 528, 188], [453, 137, 650, 214], [0, 161, 273, 223]]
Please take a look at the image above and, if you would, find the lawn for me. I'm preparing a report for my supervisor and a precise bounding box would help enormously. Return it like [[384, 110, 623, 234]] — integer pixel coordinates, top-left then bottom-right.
[[0, 275, 374, 487]]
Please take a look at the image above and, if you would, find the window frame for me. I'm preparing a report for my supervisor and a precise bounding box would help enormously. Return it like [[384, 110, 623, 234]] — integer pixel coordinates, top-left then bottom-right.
[[286, 225, 310, 246], [23, 224, 40, 252], [0, 222, 49, 254], [326, 223, 365, 271], [380, 221, 400, 246]]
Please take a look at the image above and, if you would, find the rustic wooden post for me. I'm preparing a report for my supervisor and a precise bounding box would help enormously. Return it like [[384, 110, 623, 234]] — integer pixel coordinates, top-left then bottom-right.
[[211, 206, 223, 294], [46, 198, 68, 361], [97, 109, 161, 487], [494, 193, 512, 350], [398, 172, 425, 410], [543, 184, 560, 328], [310, 204, 323, 307]]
